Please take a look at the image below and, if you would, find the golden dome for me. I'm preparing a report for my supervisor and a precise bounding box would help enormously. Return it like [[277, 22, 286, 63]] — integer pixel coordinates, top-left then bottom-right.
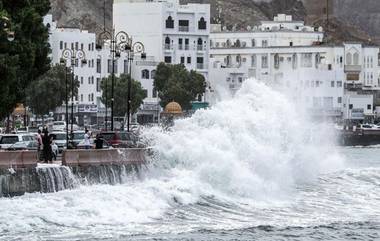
[[164, 102, 182, 114]]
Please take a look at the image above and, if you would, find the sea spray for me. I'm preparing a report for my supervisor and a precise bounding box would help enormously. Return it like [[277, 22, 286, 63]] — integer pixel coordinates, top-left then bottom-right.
[[143, 80, 344, 201]]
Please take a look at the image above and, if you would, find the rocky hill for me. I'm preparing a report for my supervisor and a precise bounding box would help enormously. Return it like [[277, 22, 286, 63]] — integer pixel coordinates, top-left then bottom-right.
[[48, 0, 380, 44]]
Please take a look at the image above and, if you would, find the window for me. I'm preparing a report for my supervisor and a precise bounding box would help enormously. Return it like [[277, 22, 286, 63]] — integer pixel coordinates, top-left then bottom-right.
[[88, 77, 91, 84], [141, 69, 150, 79], [165, 37, 171, 49], [71, 43, 74, 50], [338, 97, 342, 104], [166, 16, 174, 29], [301, 53, 312, 67], [197, 38, 203, 50], [96, 59, 101, 73], [180, 56, 185, 64], [153, 88, 157, 98], [185, 39, 189, 50], [292, 54, 298, 69], [289, 41, 293, 46], [97, 78, 100, 92], [178, 38, 183, 50], [80, 77, 83, 85], [262, 40, 268, 47], [198, 17, 207, 30], [323, 97, 333, 109], [337, 81, 343, 87], [80, 94, 83, 102], [331, 81, 335, 87], [164, 56, 172, 63], [187, 57, 191, 64], [179, 20, 189, 32], [64, 42, 67, 49], [353, 52, 359, 65], [368, 104, 372, 110], [75, 42, 78, 50], [274, 54, 280, 69], [238, 77, 243, 83], [349, 104, 353, 110], [151, 70, 156, 79], [81, 43, 84, 50], [60, 41, 63, 50], [261, 55, 268, 68], [251, 55, 256, 67], [346, 53, 352, 65], [142, 89, 148, 98], [197, 57, 204, 69]]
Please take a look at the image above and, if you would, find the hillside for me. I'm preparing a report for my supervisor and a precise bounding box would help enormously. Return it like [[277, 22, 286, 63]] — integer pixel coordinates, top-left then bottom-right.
[[48, 0, 380, 44]]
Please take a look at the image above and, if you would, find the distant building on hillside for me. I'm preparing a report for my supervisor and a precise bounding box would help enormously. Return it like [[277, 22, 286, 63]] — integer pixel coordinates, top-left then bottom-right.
[[209, 14, 380, 122]]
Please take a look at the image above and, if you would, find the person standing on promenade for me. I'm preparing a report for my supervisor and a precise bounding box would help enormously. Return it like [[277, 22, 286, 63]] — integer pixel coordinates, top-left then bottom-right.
[[36, 129, 43, 161], [84, 129, 91, 149], [42, 129, 53, 163]]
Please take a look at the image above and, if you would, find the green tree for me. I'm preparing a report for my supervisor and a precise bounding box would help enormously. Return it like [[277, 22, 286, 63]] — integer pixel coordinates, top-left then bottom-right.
[[0, 0, 51, 119], [26, 65, 79, 116], [100, 74, 146, 117], [154, 63, 206, 110]]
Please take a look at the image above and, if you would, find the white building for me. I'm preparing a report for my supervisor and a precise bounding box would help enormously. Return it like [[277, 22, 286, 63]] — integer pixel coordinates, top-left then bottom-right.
[[209, 14, 380, 121], [113, 0, 211, 106]]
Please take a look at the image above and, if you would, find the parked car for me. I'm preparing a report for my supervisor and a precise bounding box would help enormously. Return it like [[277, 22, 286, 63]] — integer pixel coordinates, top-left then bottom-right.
[[71, 131, 85, 147], [100, 131, 140, 148], [6, 141, 38, 151], [51, 132, 67, 153], [52, 121, 66, 132], [0, 134, 36, 149]]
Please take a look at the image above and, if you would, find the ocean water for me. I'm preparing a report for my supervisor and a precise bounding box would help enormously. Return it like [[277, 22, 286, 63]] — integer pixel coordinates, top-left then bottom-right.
[[1, 81, 380, 240]]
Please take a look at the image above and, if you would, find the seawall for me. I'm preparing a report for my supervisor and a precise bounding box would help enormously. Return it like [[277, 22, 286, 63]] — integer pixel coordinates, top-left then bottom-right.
[[0, 149, 147, 197]]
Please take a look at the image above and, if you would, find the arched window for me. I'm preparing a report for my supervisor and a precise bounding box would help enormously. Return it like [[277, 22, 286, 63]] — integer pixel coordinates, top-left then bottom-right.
[[226, 39, 231, 47], [165, 37, 171, 50], [346, 53, 352, 65], [226, 55, 231, 66], [166, 16, 174, 29], [252, 39, 256, 47], [165, 37, 170, 44], [198, 17, 207, 30], [236, 55, 241, 64], [197, 38, 203, 50], [151, 70, 156, 79], [274, 54, 280, 69], [142, 69, 150, 79], [235, 39, 241, 47], [353, 52, 359, 65]]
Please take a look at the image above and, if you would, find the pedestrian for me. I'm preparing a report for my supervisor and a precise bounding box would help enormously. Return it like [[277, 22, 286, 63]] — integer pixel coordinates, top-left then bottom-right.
[[37, 129, 43, 161], [42, 129, 53, 163], [84, 129, 91, 149], [94, 134, 104, 149]]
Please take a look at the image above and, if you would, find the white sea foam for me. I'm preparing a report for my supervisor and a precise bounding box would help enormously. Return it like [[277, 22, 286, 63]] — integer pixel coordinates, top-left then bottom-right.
[[143, 79, 344, 202]]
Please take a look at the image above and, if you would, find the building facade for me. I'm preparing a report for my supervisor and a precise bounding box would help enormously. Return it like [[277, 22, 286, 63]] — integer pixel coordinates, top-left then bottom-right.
[[209, 14, 380, 121]]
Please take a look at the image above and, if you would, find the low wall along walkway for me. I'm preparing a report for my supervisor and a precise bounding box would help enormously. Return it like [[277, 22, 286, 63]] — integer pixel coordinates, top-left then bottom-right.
[[0, 148, 148, 197]]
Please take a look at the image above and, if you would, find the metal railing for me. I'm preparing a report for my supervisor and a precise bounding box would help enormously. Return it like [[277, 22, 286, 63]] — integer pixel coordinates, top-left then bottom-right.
[[179, 26, 189, 32]]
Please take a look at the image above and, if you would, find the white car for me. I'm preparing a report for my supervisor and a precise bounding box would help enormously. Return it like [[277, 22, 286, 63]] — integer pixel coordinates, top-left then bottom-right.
[[51, 132, 67, 153], [0, 134, 36, 149], [52, 121, 66, 132]]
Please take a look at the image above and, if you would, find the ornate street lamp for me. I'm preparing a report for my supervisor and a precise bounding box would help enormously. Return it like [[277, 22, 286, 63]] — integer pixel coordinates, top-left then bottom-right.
[[96, 28, 146, 131], [60, 49, 87, 146]]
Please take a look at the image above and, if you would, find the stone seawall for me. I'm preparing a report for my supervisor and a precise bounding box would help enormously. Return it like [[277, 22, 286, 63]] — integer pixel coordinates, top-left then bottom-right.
[[0, 149, 147, 197]]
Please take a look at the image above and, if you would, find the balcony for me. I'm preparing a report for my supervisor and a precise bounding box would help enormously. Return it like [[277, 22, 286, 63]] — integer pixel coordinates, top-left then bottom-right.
[[179, 26, 189, 32], [197, 45, 203, 51], [344, 65, 362, 73], [178, 44, 183, 50], [185, 44, 190, 50]]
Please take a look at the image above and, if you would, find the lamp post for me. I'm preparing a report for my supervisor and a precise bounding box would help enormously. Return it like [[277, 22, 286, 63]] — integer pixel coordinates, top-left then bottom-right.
[[96, 29, 146, 131], [60, 49, 87, 145], [1, 16, 14, 133]]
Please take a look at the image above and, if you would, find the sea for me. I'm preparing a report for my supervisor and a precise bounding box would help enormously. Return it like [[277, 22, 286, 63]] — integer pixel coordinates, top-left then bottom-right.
[[1, 81, 379, 241]]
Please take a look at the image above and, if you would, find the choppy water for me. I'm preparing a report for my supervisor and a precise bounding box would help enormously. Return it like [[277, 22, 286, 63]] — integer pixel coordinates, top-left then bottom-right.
[[1, 81, 380, 240]]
